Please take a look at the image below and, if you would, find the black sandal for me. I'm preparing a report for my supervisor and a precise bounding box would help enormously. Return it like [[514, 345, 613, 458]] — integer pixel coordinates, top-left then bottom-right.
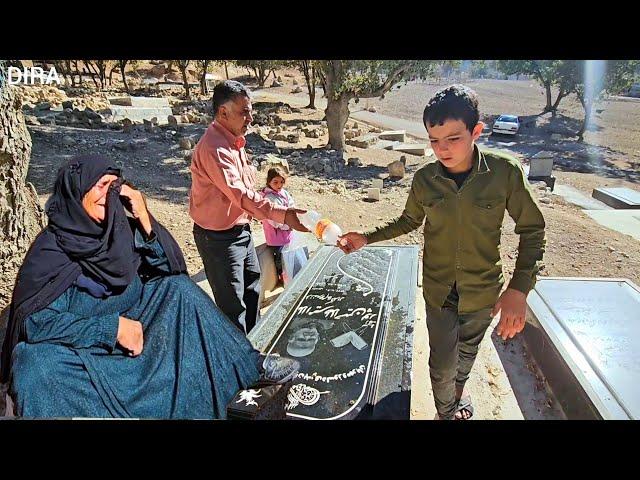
[[454, 396, 474, 420]]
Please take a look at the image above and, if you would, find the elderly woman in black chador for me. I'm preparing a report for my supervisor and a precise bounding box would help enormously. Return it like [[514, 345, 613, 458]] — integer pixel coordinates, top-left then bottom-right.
[[1, 155, 299, 418]]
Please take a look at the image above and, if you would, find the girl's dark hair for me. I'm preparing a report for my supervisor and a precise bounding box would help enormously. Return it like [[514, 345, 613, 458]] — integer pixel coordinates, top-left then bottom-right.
[[266, 166, 287, 185]]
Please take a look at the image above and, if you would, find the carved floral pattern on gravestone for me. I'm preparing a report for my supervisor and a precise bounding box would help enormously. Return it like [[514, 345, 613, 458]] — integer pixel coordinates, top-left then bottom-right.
[[266, 248, 397, 419]]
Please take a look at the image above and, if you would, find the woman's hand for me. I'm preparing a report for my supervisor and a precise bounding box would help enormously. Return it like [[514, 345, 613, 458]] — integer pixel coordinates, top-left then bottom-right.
[[117, 316, 144, 357], [120, 184, 152, 236]]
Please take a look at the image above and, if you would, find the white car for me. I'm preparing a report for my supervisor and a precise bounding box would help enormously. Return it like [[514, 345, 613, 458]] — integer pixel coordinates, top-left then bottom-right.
[[492, 114, 520, 135]]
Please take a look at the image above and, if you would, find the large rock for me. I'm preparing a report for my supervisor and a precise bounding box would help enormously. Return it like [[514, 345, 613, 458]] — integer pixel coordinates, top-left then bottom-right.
[[121, 118, 134, 133], [62, 136, 76, 147], [303, 127, 320, 138], [387, 160, 406, 178], [346, 134, 378, 149], [179, 137, 193, 150], [258, 154, 290, 174], [344, 129, 363, 140], [273, 133, 289, 142], [24, 115, 40, 126], [291, 86, 303, 94], [286, 133, 301, 143]]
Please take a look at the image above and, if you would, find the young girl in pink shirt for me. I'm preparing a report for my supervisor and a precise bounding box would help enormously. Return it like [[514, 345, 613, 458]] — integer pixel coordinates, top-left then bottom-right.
[[261, 167, 295, 281]]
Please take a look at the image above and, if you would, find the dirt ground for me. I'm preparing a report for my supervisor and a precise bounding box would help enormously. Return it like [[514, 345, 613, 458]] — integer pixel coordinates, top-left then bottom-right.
[[2, 65, 639, 418]]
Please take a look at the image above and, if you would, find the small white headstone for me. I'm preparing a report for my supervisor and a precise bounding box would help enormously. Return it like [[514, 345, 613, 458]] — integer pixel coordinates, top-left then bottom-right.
[[529, 157, 554, 177], [367, 188, 380, 201]]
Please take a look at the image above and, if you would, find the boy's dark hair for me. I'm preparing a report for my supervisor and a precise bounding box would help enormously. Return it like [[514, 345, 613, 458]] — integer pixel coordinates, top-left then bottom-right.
[[422, 84, 480, 133], [266, 166, 288, 185], [211, 80, 250, 117]]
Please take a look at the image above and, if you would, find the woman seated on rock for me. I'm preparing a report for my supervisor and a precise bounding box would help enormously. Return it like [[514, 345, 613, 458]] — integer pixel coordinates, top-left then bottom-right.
[[0, 154, 299, 419]]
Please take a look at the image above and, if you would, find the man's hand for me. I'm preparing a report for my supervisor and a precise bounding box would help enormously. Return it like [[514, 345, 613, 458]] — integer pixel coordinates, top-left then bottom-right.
[[492, 288, 528, 340], [117, 316, 144, 357], [284, 208, 310, 233], [338, 232, 367, 254], [120, 184, 152, 236]]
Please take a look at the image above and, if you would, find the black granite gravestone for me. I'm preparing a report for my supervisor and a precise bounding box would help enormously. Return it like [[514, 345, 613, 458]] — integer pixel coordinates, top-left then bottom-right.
[[245, 245, 419, 420]]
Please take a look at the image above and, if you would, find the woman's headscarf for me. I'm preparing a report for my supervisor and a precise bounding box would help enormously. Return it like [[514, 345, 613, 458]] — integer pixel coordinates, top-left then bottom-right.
[[1, 155, 187, 383]]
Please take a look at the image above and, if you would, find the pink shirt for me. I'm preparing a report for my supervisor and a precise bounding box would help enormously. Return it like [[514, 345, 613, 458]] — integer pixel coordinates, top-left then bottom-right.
[[189, 121, 287, 231], [261, 187, 294, 247]]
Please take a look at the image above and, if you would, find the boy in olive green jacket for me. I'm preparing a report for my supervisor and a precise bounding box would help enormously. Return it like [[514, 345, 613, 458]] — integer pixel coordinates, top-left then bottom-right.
[[339, 85, 546, 420]]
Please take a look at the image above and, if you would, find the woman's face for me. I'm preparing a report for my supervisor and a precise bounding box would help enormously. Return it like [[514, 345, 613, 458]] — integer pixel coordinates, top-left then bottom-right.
[[82, 174, 119, 223]]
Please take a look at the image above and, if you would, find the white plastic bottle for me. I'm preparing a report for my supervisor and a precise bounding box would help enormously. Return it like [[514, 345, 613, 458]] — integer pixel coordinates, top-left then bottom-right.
[[299, 210, 343, 245]]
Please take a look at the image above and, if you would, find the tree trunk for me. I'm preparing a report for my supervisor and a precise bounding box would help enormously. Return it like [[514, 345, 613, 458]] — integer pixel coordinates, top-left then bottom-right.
[[200, 71, 207, 95], [84, 61, 100, 89], [542, 80, 553, 113], [175, 61, 192, 98], [182, 70, 190, 99], [55, 61, 69, 86], [308, 66, 316, 109], [119, 61, 129, 94], [576, 93, 592, 141], [224, 61, 229, 80], [257, 66, 268, 87], [316, 68, 327, 97], [302, 62, 316, 109], [550, 88, 567, 117], [200, 60, 210, 95], [325, 95, 350, 151], [71, 60, 80, 87], [0, 78, 46, 311], [95, 61, 107, 90]]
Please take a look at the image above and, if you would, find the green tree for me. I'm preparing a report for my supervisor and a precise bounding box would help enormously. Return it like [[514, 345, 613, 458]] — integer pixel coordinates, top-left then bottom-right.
[[557, 60, 640, 140], [84, 60, 115, 90], [195, 60, 212, 95], [235, 60, 284, 87], [176, 60, 191, 98], [117, 60, 131, 94], [318, 60, 451, 150], [497, 60, 570, 116], [295, 60, 320, 109]]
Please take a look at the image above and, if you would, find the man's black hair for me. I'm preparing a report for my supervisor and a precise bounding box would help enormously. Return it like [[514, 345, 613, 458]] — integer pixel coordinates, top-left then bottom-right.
[[212, 80, 250, 116]]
